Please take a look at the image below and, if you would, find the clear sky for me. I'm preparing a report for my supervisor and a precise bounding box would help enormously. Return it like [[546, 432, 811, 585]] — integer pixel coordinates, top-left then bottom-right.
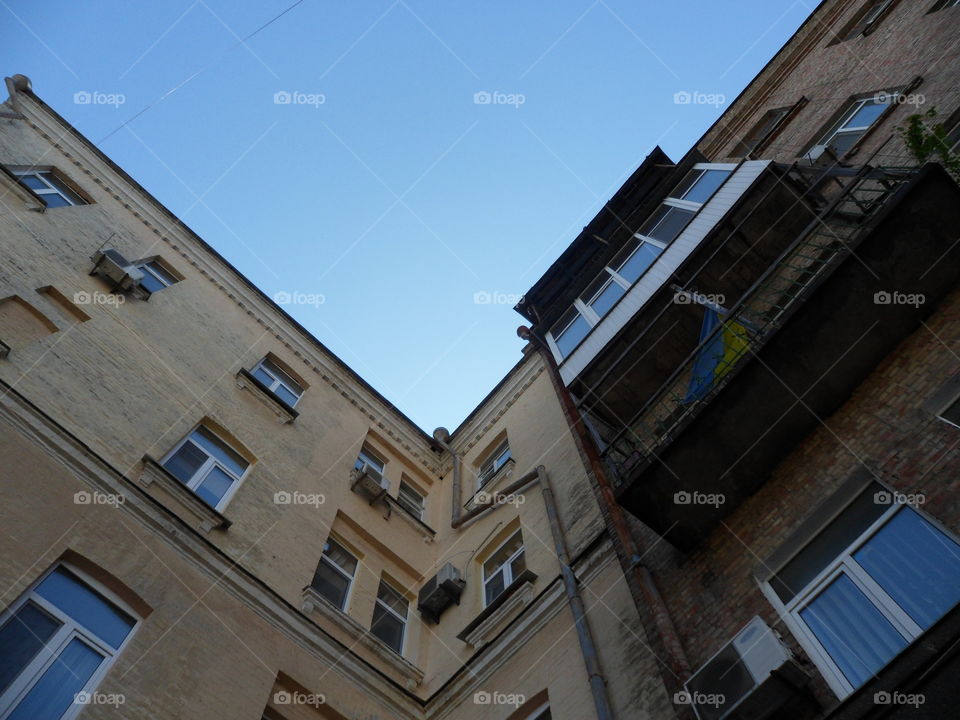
[[2, 0, 810, 432]]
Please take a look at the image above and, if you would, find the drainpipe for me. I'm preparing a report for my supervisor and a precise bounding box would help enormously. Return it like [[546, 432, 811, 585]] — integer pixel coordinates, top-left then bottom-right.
[[518, 327, 692, 697], [433, 431, 616, 719]]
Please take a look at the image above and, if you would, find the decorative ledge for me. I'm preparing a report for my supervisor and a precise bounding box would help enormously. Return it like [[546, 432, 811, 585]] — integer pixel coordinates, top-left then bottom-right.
[[384, 496, 437, 541], [301, 586, 424, 687], [236, 368, 299, 424], [139, 455, 231, 532], [457, 569, 538, 647]]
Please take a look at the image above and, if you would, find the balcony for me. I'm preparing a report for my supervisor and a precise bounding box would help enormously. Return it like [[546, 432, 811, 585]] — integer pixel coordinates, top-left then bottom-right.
[[597, 163, 960, 550]]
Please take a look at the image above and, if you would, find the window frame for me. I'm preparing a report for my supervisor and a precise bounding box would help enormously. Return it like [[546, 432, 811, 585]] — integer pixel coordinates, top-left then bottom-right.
[[0, 564, 139, 720], [761, 494, 960, 698], [11, 168, 86, 208], [931, 0, 960, 10], [314, 538, 358, 612], [160, 425, 251, 512], [482, 530, 526, 607], [354, 447, 385, 476], [733, 102, 805, 158], [250, 357, 304, 408], [370, 579, 408, 654], [806, 93, 898, 159], [396, 480, 425, 519], [134, 260, 178, 294], [477, 440, 512, 488]]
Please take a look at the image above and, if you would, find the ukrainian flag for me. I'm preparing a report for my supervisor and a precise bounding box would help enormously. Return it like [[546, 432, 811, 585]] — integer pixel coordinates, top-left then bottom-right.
[[683, 308, 751, 403]]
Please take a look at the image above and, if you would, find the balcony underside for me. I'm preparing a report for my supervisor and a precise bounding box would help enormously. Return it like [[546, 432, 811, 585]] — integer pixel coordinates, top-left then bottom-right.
[[613, 165, 960, 550]]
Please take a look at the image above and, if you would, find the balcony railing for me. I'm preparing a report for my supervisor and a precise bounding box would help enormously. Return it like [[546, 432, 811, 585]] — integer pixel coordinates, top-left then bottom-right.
[[601, 161, 918, 483]]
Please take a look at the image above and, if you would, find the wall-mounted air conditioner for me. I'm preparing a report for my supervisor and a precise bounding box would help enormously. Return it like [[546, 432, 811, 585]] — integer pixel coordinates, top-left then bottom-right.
[[417, 563, 465, 624], [90, 248, 147, 298], [683, 616, 808, 720], [350, 462, 389, 503]]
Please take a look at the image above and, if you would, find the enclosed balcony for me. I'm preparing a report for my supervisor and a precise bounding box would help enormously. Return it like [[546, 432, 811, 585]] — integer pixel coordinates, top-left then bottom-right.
[[595, 163, 960, 550]]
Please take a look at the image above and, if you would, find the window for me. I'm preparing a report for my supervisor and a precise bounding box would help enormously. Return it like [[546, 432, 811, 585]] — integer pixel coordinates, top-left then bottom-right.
[[370, 579, 408, 654], [311, 539, 357, 611], [764, 483, 960, 697], [396, 480, 425, 520], [161, 426, 250, 511], [0, 565, 136, 720], [734, 105, 795, 157], [811, 95, 893, 157], [931, 0, 960, 9], [483, 531, 526, 606], [547, 165, 732, 360], [477, 440, 512, 488], [134, 261, 178, 294], [837, 0, 895, 41], [250, 357, 304, 408], [12, 169, 85, 208], [354, 447, 385, 476], [938, 396, 960, 428]]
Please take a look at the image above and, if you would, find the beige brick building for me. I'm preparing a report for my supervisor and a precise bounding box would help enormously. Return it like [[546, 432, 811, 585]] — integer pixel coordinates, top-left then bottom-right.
[[2, 2, 960, 720]]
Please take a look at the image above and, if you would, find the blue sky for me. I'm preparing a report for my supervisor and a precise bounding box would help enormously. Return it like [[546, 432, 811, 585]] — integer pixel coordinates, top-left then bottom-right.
[[2, 0, 810, 431]]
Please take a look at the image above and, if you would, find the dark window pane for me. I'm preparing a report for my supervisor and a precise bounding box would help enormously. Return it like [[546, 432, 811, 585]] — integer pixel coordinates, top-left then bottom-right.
[[377, 583, 408, 616], [39, 193, 72, 209], [641, 206, 694, 244], [35, 568, 134, 648], [7, 637, 103, 720], [194, 466, 234, 507], [312, 560, 351, 610], [138, 272, 166, 294], [273, 385, 298, 407], [484, 572, 505, 605], [252, 367, 274, 386], [941, 398, 960, 427], [163, 441, 207, 484], [371, 604, 404, 652], [681, 170, 731, 204], [618, 243, 662, 284], [18, 175, 47, 191], [828, 131, 862, 156], [588, 280, 626, 318], [554, 314, 591, 357], [0, 602, 62, 695], [191, 427, 247, 477]]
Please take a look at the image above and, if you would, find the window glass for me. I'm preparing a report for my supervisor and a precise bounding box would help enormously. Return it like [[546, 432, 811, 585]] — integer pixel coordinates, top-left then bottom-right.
[[35, 568, 134, 649], [190, 427, 248, 477], [324, 540, 358, 575], [554, 313, 591, 357], [641, 205, 695, 244], [617, 242, 663, 284], [138, 271, 167, 294], [6, 638, 103, 720], [195, 466, 235, 507], [163, 441, 208, 484], [0, 603, 61, 695], [585, 277, 626, 318], [844, 99, 889, 129], [312, 541, 357, 610], [355, 449, 384, 473], [397, 481, 424, 518], [679, 169, 731, 204]]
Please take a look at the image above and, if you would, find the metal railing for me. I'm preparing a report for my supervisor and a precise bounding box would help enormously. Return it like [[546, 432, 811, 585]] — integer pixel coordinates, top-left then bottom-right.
[[601, 161, 918, 483]]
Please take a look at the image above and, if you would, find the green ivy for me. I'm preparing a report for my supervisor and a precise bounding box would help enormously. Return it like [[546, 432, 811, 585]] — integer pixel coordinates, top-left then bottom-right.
[[897, 108, 960, 181]]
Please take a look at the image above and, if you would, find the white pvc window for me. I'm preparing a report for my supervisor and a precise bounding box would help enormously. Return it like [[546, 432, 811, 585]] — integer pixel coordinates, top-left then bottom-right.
[[311, 539, 357, 611], [370, 580, 408, 654], [546, 164, 732, 361], [483, 531, 526, 606], [134, 261, 178, 294], [354, 448, 385, 475], [396, 480, 425, 519], [477, 440, 512, 488], [763, 484, 960, 698], [0, 565, 137, 720], [816, 96, 893, 156], [161, 426, 250, 511], [13, 170, 85, 208], [250, 357, 304, 408]]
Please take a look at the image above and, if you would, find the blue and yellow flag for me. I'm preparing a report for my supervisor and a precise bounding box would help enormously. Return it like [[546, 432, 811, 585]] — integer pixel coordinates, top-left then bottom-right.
[[683, 308, 750, 403]]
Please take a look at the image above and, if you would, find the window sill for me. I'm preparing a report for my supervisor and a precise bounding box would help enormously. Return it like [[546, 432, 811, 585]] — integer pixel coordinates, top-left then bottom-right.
[[236, 368, 299, 424], [384, 496, 437, 541], [139, 455, 232, 532], [301, 586, 424, 686], [466, 457, 517, 509], [456, 569, 538, 647]]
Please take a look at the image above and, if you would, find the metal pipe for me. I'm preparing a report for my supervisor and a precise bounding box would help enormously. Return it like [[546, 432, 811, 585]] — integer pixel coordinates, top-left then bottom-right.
[[536, 465, 616, 720]]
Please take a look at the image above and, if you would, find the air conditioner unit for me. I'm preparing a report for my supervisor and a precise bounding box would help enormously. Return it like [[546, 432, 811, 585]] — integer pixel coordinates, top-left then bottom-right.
[[417, 563, 465, 624], [350, 463, 389, 502], [684, 616, 809, 720], [90, 248, 147, 297]]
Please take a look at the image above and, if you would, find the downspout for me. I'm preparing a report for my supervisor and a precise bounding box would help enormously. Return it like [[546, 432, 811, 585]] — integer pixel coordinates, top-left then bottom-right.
[[433, 430, 616, 719], [519, 327, 693, 696]]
